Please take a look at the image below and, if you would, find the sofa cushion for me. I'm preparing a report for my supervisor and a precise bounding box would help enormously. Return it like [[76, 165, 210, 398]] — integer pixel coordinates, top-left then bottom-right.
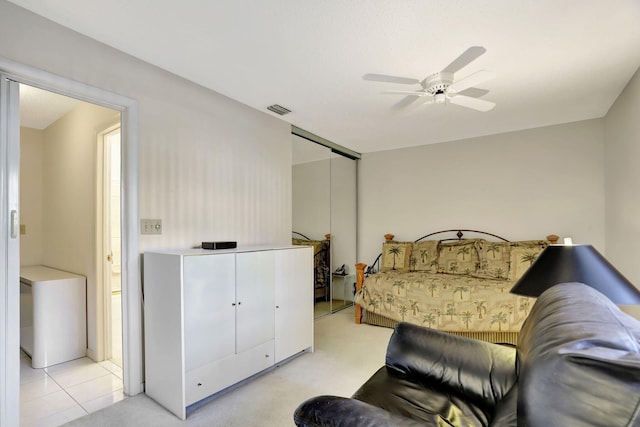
[[352, 366, 490, 427], [517, 282, 640, 427], [488, 383, 518, 427], [294, 394, 433, 427], [385, 323, 517, 411]]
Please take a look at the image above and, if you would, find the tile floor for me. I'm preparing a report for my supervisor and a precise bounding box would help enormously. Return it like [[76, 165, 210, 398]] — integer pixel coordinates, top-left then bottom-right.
[[20, 352, 126, 427], [20, 291, 125, 426]]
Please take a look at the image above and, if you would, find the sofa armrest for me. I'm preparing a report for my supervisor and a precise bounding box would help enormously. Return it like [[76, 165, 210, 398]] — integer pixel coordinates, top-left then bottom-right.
[[386, 322, 517, 407], [293, 395, 436, 427]]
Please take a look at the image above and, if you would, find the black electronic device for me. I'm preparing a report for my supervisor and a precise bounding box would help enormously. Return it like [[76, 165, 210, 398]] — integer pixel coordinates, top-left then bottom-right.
[[202, 241, 237, 250]]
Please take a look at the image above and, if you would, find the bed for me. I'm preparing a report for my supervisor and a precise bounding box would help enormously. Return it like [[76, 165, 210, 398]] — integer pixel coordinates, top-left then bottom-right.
[[292, 232, 331, 301], [354, 229, 557, 345]]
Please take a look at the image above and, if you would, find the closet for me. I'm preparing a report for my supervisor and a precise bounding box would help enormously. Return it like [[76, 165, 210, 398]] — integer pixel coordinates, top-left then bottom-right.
[[292, 130, 358, 317]]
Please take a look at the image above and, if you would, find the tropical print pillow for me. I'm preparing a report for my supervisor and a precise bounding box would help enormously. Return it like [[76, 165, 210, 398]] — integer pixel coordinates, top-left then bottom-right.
[[410, 240, 439, 272], [380, 241, 412, 272], [475, 240, 511, 280], [437, 239, 481, 275], [508, 240, 548, 281]]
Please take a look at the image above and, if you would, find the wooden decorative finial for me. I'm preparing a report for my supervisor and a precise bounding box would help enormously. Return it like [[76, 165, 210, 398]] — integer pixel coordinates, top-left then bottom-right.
[[384, 234, 394, 241], [546, 234, 559, 244], [355, 263, 368, 324]]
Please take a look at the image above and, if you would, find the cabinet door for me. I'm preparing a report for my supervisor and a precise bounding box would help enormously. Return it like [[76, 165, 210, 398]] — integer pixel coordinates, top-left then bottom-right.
[[274, 247, 314, 362], [183, 253, 236, 371], [235, 251, 275, 353]]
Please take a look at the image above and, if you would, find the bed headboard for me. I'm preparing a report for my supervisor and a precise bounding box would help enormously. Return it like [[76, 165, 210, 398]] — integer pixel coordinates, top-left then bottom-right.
[[365, 229, 511, 275], [292, 231, 313, 241]]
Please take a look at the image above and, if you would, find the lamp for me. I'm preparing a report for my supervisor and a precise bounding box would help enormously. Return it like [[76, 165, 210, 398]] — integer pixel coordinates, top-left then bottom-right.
[[510, 244, 640, 304]]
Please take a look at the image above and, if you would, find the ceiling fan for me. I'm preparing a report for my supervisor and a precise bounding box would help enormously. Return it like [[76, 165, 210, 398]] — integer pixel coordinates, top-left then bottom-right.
[[363, 46, 496, 112]]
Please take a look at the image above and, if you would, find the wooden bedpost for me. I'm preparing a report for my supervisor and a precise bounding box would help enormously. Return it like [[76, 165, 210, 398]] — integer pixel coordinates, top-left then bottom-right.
[[355, 263, 367, 324]]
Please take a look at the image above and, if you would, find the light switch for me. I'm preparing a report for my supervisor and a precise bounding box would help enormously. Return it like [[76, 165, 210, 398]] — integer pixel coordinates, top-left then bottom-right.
[[20, 224, 26, 235], [141, 219, 162, 235]]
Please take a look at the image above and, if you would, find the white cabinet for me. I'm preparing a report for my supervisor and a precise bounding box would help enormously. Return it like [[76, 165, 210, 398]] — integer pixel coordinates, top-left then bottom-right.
[[19, 266, 86, 368], [144, 246, 313, 419], [235, 251, 275, 354], [275, 248, 314, 362]]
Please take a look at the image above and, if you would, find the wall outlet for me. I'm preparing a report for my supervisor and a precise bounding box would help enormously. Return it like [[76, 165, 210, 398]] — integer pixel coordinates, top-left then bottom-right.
[[141, 219, 162, 235]]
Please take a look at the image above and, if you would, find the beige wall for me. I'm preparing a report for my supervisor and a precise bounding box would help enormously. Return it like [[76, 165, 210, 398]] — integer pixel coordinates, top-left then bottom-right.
[[42, 103, 119, 355], [19, 127, 44, 266], [604, 67, 640, 285], [41, 103, 118, 273], [358, 119, 606, 265]]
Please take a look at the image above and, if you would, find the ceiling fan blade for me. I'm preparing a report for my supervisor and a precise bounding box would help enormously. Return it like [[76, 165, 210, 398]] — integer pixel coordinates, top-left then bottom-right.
[[457, 87, 490, 98], [448, 95, 495, 112], [441, 46, 486, 74], [363, 73, 421, 85], [392, 95, 424, 110], [382, 90, 429, 96], [403, 98, 435, 114], [448, 70, 496, 93]]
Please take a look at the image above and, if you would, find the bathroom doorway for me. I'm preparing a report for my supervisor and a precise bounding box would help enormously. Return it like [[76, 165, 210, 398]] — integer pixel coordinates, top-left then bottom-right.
[[1, 67, 141, 426], [99, 125, 123, 368], [18, 84, 125, 422]]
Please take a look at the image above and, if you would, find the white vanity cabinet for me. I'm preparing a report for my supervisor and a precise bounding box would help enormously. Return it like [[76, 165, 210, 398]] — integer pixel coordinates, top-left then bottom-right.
[[143, 246, 313, 419]]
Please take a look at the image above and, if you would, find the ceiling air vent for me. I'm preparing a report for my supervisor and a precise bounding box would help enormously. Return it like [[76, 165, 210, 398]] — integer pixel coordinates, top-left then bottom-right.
[[267, 104, 291, 115]]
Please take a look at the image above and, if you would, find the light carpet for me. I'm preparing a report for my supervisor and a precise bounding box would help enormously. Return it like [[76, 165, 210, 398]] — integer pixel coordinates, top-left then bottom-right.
[[63, 306, 393, 427]]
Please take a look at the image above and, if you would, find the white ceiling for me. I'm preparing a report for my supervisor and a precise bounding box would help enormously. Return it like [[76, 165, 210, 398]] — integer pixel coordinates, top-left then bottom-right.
[[20, 84, 82, 130], [10, 0, 640, 154]]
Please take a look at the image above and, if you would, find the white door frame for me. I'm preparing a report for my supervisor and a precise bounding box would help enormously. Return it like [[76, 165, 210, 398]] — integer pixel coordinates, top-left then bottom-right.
[[0, 58, 141, 427], [0, 74, 21, 427], [97, 124, 122, 363]]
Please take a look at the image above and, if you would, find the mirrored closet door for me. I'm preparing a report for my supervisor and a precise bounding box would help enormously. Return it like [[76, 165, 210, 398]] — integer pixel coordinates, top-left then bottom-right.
[[292, 133, 358, 318], [329, 153, 357, 312]]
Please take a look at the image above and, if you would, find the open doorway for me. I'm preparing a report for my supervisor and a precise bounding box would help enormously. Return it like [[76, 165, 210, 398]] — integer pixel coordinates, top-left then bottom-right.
[[19, 84, 125, 424], [99, 125, 123, 369]]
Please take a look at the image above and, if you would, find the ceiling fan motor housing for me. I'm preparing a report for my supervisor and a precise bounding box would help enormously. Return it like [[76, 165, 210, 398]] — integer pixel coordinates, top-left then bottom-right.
[[422, 71, 454, 94]]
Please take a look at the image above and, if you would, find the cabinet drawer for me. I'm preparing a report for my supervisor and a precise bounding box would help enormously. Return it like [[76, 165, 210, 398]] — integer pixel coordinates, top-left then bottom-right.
[[185, 340, 275, 405]]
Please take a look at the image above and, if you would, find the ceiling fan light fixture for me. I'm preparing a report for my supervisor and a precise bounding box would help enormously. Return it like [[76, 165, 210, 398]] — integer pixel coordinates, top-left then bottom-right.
[[363, 46, 494, 112]]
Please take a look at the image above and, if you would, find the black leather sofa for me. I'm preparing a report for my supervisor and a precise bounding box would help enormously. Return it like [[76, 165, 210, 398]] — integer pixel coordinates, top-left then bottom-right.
[[294, 282, 640, 427]]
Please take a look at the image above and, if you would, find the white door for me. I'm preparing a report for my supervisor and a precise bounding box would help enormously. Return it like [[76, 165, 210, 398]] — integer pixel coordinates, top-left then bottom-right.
[[0, 76, 21, 427], [101, 126, 122, 365], [183, 254, 236, 370], [235, 251, 275, 353], [274, 247, 314, 362]]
